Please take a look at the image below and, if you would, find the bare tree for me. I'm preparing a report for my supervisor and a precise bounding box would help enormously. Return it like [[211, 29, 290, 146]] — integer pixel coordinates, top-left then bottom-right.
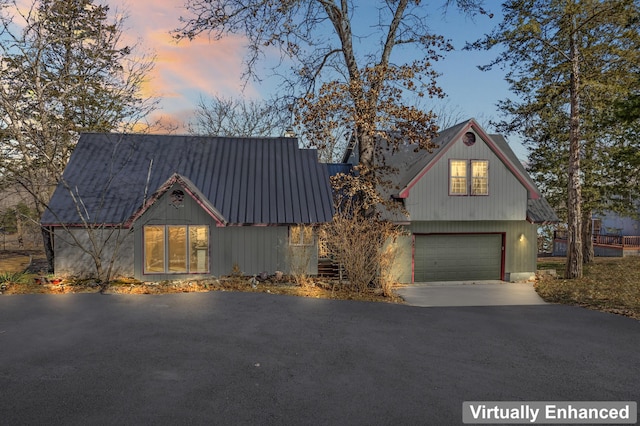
[[0, 0, 157, 270], [187, 94, 291, 137], [176, 0, 491, 205]]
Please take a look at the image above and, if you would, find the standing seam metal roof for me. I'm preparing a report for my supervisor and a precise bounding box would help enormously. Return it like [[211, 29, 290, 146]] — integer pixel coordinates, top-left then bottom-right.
[[41, 133, 334, 226]]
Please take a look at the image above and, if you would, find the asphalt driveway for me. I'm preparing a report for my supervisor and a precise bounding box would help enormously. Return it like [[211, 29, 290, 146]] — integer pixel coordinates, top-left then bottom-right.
[[0, 292, 638, 425]]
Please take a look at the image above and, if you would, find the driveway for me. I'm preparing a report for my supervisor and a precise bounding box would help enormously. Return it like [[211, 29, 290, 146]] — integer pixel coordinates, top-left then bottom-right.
[[0, 292, 638, 425], [396, 280, 547, 307]]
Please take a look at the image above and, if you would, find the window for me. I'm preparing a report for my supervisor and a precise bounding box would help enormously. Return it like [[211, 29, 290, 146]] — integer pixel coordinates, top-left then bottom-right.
[[471, 160, 489, 195], [144, 226, 165, 273], [289, 225, 314, 246], [144, 225, 209, 274], [449, 160, 468, 195], [449, 160, 489, 196]]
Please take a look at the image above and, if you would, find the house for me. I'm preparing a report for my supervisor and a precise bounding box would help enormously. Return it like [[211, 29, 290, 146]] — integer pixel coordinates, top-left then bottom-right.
[[41, 133, 334, 281], [553, 211, 640, 257], [341, 118, 558, 283]]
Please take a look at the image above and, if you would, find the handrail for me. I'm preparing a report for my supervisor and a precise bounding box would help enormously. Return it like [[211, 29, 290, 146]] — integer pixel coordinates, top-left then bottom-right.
[[554, 231, 640, 248]]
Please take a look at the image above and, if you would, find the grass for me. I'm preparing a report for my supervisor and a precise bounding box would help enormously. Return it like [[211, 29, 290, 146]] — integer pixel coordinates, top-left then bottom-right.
[[535, 257, 640, 319]]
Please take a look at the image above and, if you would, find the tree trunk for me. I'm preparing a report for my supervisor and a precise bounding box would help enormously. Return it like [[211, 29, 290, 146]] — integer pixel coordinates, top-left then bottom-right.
[[566, 14, 583, 279], [41, 226, 54, 273], [582, 209, 594, 263]]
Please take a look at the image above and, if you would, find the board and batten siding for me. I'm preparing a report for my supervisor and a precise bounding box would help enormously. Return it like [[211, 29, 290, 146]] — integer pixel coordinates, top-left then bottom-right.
[[404, 132, 528, 221], [391, 221, 537, 283], [53, 227, 135, 278], [133, 183, 317, 280]]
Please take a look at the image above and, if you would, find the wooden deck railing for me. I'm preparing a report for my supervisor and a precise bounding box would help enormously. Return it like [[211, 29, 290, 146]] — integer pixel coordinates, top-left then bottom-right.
[[554, 231, 640, 248]]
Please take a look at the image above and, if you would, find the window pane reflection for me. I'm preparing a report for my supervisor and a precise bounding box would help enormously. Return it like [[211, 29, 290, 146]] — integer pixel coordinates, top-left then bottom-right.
[[144, 226, 165, 273], [190, 226, 209, 273], [168, 226, 187, 272]]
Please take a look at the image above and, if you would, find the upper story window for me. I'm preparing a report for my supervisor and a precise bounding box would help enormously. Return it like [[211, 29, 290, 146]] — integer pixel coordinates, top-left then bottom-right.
[[450, 160, 468, 195], [471, 160, 489, 195], [449, 159, 489, 196], [290, 225, 314, 246]]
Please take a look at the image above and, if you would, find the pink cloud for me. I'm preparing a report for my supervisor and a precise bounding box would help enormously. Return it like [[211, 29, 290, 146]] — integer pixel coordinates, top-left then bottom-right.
[[109, 0, 263, 128]]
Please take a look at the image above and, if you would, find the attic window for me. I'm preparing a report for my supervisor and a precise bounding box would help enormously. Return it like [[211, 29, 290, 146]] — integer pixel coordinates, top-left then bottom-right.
[[463, 132, 476, 146], [170, 189, 185, 208]]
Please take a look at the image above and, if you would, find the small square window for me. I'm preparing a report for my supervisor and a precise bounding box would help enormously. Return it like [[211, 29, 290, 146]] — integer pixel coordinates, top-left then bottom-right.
[[290, 225, 314, 246]]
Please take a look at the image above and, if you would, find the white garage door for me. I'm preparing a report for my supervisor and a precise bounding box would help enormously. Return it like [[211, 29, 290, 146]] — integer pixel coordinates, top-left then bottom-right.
[[414, 234, 503, 282]]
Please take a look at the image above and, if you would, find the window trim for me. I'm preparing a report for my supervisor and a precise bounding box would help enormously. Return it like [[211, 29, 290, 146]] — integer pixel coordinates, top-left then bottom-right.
[[143, 225, 210, 275]]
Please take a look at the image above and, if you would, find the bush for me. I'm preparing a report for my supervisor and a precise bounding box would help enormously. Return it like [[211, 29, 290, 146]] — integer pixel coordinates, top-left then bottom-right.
[[321, 199, 403, 295]]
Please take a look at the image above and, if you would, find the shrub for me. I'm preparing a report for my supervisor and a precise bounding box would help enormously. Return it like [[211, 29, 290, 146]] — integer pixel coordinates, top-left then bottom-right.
[[321, 199, 403, 295]]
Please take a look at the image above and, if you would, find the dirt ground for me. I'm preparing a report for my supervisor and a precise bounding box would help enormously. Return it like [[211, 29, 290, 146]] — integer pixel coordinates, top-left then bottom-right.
[[0, 250, 47, 273]]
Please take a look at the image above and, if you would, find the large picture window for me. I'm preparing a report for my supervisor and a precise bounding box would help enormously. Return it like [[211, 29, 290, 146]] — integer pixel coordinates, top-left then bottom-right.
[[144, 225, 209, 274], [449, 159, 489, 196]]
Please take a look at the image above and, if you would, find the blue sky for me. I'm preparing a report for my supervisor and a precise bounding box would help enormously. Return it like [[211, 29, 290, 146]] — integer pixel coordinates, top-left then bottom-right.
[[115, 0, 527, 160]]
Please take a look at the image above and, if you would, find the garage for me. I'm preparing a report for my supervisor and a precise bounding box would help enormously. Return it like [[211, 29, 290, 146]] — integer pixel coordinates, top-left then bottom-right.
[[414, 234, 504, 282]]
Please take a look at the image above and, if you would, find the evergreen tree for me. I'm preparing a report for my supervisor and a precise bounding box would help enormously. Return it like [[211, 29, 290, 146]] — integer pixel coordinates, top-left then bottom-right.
[[469, 0, 640, 278]]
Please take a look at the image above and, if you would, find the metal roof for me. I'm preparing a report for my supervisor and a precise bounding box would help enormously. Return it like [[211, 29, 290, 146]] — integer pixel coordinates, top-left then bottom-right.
[[42, 133, 334, 226]]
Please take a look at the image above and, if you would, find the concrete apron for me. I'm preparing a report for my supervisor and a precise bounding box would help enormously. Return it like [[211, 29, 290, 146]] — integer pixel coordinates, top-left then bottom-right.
[[395, 280, 547, 307]]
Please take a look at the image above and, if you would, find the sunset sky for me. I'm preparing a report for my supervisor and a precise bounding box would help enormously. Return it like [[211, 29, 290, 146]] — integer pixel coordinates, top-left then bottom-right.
[[110, 1, 525, 158]]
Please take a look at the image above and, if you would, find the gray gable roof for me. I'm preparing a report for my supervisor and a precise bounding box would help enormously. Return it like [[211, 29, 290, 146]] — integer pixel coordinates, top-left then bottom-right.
[[42, 133, 334, 226], [341, 119, 558, 224]]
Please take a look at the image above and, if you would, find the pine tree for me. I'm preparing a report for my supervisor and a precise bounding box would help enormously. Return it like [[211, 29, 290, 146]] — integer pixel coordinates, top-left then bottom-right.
[[469, 0, 640, 278]]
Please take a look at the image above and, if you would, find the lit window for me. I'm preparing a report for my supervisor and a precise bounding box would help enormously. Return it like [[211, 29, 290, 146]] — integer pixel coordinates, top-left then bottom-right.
[[290, 225, 314, 246], [190, 226, 209, 273], [168, 226, 187, 272], [449, 160, 468, 195], [144, 225, 209, 274], [144, 226, 165, 273], [471, 160, 489, 195]]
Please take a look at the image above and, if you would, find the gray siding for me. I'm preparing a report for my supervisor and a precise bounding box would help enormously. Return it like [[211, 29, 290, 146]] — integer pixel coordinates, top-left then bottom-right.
[[53, 227, 134, 278], [392, 221, 537, 283], [404, 132, 528, 221], [133, 184, 318, 281]]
